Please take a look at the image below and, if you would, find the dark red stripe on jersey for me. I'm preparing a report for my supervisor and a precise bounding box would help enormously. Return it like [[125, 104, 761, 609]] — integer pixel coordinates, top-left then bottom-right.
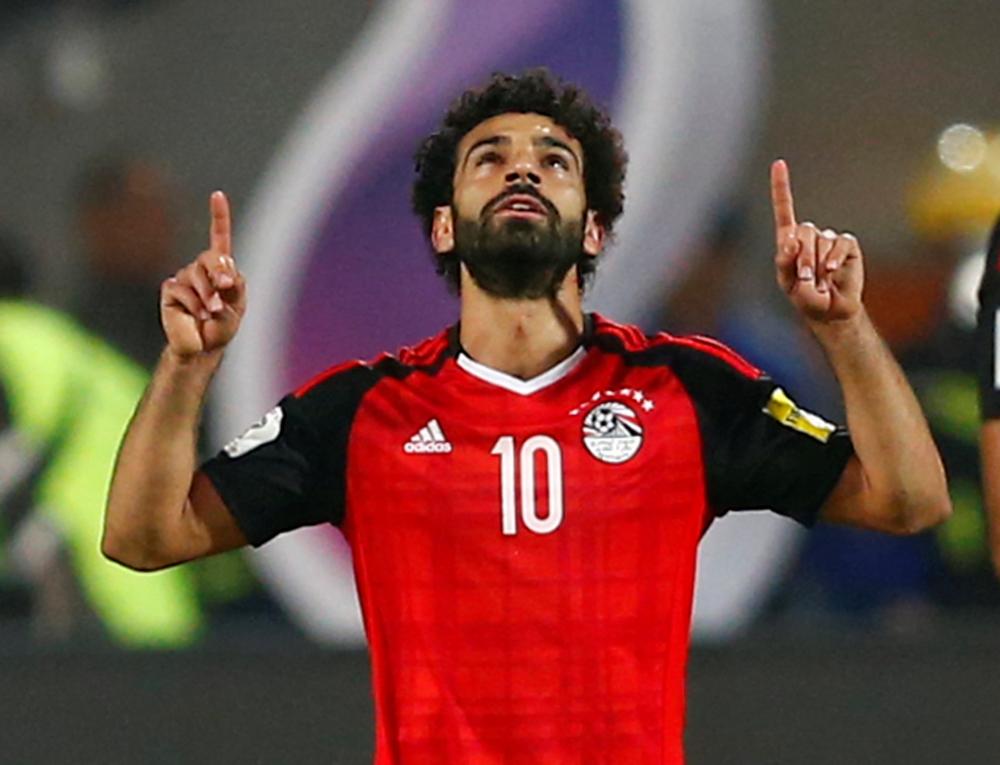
[[294, 359, 366, 397], [594, 316, 647, 351], [591, 314, 762, 379], [398, 331, 451, 367], [295, 329, 453, 398], [658, 335, 762, 380], [295, 328, 454, 397]]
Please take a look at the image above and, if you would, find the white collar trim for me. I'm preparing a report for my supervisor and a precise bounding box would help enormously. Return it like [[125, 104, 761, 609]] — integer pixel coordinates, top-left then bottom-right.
[[456, 346, 587, 396]]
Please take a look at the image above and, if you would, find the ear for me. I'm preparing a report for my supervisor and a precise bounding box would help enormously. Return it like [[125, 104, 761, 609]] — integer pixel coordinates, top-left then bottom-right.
[[431, 206, 455, 254], [582, 210, 605, 257]]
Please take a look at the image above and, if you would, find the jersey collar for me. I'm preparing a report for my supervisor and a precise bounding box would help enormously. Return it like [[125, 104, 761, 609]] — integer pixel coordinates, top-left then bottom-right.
[[456, 345, 588, 396]]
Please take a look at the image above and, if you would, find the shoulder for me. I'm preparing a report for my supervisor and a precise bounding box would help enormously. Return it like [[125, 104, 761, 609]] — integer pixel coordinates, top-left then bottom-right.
[[292, 326, 456, 401], [589, 313, 764, 381]]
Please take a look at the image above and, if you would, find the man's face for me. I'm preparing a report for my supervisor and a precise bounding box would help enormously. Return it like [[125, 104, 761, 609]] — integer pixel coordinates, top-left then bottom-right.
[[433, 113, 603, 298]]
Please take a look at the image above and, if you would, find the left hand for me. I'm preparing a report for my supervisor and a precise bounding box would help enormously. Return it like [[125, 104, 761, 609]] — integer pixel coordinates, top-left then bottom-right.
[[771, 159, 864, 324]]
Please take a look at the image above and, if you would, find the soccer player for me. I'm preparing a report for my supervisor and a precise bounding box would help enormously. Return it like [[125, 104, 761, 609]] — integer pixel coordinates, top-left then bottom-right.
[[103, 71, 950, 763], [975, 215, 1000, 578]]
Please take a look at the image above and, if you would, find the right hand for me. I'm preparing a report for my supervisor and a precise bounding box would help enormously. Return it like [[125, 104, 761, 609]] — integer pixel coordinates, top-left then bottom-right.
[[160, 191, 246, 358], [770, 159, 864, 328]]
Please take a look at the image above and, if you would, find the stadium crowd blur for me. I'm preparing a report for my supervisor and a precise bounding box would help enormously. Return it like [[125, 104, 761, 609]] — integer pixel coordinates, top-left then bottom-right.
[[2, 0, 999, 650]]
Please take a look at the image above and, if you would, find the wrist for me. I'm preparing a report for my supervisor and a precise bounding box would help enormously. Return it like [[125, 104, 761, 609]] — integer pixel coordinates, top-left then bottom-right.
[[807, 309, 871, 350], [160, 346, 224, 380]]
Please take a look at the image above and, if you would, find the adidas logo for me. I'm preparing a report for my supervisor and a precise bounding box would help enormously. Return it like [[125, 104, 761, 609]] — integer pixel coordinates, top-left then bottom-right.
[[403, 419, 453, 454]]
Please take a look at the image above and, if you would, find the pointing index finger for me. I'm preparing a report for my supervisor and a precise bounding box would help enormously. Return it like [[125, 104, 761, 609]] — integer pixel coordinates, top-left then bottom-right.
[[209, 190, 231, 256], [770, 159, 797, 241]]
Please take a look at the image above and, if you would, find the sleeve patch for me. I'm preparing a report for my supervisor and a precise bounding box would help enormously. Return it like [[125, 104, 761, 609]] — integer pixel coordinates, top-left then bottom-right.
[[223, 406, 284, 458], [763, 388, 836, 443]]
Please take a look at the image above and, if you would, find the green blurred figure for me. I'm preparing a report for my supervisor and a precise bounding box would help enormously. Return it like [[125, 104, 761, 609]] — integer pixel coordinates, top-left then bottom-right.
[[0, 229, 201, 646]]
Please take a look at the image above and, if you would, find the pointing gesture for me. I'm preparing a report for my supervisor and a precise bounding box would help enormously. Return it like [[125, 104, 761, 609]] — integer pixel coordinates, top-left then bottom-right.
[[160, 191, 247, 358], [771, 159, 863, 324]]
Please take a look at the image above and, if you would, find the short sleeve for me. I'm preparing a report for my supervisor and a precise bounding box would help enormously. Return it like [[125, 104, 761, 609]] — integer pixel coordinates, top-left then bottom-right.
[[200, 362, 377, 546], [672, 343, 854, 526]]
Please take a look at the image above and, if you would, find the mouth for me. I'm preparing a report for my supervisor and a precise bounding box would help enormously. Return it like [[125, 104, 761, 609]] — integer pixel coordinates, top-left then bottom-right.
[[490, 193, 550, 221]]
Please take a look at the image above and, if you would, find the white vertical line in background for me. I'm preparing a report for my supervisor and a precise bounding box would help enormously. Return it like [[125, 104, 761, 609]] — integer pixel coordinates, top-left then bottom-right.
[[218, 0, 452, 645], [594, 0, 766, 327], [594, 0, 687, 319]]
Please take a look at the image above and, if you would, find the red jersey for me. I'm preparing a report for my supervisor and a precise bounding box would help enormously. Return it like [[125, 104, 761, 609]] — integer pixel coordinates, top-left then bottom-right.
[[202, 313, 852, 764]]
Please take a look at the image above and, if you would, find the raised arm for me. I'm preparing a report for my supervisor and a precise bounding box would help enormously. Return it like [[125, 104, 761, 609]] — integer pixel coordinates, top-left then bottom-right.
[[102, 192, 249, 571], [769, 159, 950, 533], [974, 216, 1000, 576]]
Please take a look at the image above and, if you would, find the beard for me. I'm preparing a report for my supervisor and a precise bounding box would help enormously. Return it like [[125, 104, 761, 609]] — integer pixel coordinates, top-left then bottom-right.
[[453, 192, 585, 300]]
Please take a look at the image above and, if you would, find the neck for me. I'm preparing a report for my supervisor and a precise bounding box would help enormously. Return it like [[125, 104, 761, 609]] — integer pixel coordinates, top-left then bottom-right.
[[458, 267, 585, 380]]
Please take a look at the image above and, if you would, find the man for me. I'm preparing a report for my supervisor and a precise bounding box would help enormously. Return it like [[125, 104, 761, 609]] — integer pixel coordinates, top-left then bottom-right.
[[974, 215, 1000, 578], [103, 71, 950, 763], [0, 228, 200, 646]]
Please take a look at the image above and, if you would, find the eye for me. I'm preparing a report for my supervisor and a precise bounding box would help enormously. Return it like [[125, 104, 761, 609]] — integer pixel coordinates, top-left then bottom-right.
[[475, 151, 502, 167], [544, 154, 570, 171]]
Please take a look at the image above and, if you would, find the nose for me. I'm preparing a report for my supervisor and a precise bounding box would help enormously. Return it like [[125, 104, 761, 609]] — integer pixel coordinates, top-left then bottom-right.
[[505, 154, 541, 186]]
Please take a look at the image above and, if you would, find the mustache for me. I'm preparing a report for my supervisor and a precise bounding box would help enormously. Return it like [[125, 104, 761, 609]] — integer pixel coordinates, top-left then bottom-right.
[[480, 185, 560, 223]]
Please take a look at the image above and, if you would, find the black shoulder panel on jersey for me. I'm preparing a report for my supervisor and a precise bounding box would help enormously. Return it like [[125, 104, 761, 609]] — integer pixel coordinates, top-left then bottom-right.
[[201, 337, 455, 547], [589, 323, 853, 526]]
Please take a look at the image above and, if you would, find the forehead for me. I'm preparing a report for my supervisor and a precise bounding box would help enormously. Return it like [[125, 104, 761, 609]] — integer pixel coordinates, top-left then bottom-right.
[[457, 112, 582, 158]]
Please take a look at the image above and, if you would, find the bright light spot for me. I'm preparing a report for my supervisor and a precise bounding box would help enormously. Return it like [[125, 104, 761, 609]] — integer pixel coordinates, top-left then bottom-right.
[[46, 21, 109, 111], [937, 124, 987, 173]]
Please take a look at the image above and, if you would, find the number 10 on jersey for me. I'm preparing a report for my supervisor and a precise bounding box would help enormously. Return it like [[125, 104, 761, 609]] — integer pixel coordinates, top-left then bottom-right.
[[490, 435, 564, 536]]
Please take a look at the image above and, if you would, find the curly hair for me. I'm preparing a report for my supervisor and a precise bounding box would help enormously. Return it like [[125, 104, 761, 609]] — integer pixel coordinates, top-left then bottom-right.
[[412, 69, 628, 292]]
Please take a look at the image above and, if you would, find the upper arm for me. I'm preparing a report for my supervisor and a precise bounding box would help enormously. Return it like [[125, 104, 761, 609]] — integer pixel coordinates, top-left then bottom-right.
[[816, 455, 890, 531], [178, 471, 250, 561], [104, 472, 248, 571], [818, 453, 943, 534]]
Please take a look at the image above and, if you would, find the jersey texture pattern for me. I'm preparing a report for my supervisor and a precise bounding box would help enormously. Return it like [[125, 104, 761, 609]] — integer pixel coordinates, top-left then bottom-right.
[[202, 313, 853, 764]]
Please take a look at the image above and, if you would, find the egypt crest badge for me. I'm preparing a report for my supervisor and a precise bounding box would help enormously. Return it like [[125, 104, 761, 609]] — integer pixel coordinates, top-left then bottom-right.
[[573, 389, 652, 464]]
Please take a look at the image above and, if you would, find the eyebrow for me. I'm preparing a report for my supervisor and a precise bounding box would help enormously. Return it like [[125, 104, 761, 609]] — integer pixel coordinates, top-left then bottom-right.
[[461, 134, 582, 171], [462, 136, 508, 170]]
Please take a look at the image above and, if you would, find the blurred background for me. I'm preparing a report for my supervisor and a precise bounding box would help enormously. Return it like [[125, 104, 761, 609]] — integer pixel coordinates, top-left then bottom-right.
[[2, 0, 999, 762]]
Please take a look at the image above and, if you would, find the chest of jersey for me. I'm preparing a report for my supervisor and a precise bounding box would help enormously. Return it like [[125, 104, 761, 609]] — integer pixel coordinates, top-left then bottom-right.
[[343, 352, 708, 565], [339, 350, 709, 761]]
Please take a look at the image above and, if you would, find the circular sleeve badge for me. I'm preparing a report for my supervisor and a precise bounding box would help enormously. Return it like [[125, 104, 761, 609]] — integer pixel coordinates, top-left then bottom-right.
[[223, 406, 284, 458]]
